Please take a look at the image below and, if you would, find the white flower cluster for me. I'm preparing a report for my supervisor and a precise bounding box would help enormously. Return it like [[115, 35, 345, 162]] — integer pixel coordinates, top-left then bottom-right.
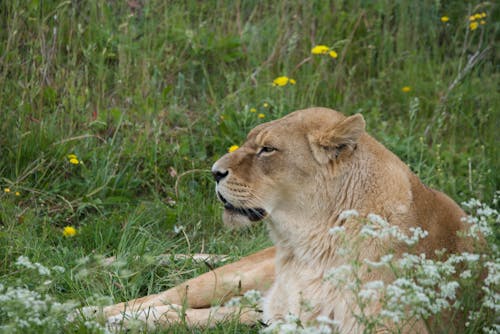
[[360, 214, 428, 246], [262, 313, 340, 334], [225, 289, 263, 308], [324, 264, 352, 284], [461, 196, 499, 239], [364, 250, 497, 326], [14, 255, 61, 276], [279, 198, 499, 333], [1, 256, 109, 333], [482, 260, 500, 313], [380, 277, 458, 322], [0, 285, 77, 332], [338, 209, 359, 221], [364, 254, 394, 268], [358, 280, 384, 302]]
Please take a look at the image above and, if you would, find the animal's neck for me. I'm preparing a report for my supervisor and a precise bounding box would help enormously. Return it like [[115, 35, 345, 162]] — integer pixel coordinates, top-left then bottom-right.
[[269, 159, 373, 268]]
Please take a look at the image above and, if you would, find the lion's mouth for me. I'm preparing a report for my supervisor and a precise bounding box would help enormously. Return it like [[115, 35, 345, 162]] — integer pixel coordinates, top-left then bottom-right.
[[217, 192, 267, 222]]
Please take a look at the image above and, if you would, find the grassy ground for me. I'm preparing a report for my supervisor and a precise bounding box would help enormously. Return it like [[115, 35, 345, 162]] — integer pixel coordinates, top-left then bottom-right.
[[0, 1, 498, 333]]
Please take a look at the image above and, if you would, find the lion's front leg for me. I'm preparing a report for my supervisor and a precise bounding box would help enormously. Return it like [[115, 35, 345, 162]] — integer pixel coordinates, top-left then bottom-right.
[[107, 304, 262, 330], [87, 246, 275, 326]]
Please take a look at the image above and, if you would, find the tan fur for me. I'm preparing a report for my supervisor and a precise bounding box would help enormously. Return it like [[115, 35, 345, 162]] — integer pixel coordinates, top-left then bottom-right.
[[94, 108, 470, 332]]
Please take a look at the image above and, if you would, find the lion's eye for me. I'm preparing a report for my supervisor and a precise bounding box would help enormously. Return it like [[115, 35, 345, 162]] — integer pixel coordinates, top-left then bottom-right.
[[257, 146, 277, 156]]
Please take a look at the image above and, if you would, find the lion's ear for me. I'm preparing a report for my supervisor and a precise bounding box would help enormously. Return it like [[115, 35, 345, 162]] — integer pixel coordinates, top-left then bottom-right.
[[308, 113, 365, 164]]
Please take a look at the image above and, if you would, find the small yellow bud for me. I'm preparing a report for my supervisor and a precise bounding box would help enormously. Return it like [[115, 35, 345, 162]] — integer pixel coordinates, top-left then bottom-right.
[[311, 45, 330, 54], [63, 226, 77, 237], [228, 145, 239, 153]]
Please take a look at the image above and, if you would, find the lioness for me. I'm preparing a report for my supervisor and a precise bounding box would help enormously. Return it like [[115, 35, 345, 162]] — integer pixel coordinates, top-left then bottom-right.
[[96, 107, 471, 332]]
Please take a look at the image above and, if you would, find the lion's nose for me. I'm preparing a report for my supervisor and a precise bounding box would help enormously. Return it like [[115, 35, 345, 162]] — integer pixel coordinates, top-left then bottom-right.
[[212, 169, 229, 183]]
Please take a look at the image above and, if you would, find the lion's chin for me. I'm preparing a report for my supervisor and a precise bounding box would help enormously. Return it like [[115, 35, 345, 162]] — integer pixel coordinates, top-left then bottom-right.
[[222, 207, 267, 228], [216, 192, 267, 227]]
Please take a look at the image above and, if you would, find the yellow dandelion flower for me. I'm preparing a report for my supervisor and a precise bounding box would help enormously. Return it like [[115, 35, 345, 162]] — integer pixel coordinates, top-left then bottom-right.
[[480, 20, 486, 25], [329, 50, 338, 59], [4, 188, 10, 193], [273, 76, 290, 87], [469, 15, 476, 21], [258, 113, 265, 119], [250, 108, 257, 113], [480, 12, 487, 18], [63, 226, 77, 237], [67, 154, 77, 160], [311, 45, 330, 55], [69, 158, 80, 165], [263, 102, 269, 108], [474, 13, 482, 20], [289, 78, 296, 85], [402, 86, 412, 93], [15, 191, 20, 196], [469, 21, 479, 31], [228, 145, 239, 153], [440, 16, 449, 23]]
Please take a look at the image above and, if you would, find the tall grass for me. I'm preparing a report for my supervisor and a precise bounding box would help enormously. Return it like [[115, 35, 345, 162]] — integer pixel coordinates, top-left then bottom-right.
[[0, 1, 498, 333]]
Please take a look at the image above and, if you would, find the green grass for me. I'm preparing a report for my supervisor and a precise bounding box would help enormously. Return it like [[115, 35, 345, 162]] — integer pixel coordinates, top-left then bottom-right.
[[0, 1, 498, 333]]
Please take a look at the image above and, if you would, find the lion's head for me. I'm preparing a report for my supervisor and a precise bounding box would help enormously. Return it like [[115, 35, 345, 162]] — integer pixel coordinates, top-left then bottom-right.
[[211, 108, 366, 228]]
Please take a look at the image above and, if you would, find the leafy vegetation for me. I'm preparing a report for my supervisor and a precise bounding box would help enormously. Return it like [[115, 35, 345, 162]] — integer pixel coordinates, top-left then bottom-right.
[[0, 1, 498, 333]]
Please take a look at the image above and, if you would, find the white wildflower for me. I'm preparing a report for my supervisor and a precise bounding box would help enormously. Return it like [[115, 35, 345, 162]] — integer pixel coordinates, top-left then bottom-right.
[[463, 252, 481, 262], [481, 260, 500, 311], [439, 281, 459, 299], [364, 280, 385, 290], [358, 287, 379, 301], [461, 198, 498, 239], [316, 315, 340, 327], [461, 198, 482, 210], [279, 323, 299, 334], [367, 213, 389, 226], [225, 289, 262, 308], [15, 256, 36, 269], [284, 312, 300, 323], [173, 224, 184, 234], [364, 254, 393, 268], [338, 209, 359, 220], [84, 320, 112, 333], [418, 262, 441, 286], [460, 270, 472, 279], [360, 214, 428, 245], [483, 324, 500, 334], [243, 289, 262, 304], [52, 266, 65, 273], [34, 263, 51, 276], [481, 291, 500, 312], [325, 264, 352, 283], [15, 256, 52, 276], [329, 226, 345, 235], [380, 309, 404, 324], [406, 227, 428, 245], [484, 261, 500, 286], [75, 256, 90, 265]]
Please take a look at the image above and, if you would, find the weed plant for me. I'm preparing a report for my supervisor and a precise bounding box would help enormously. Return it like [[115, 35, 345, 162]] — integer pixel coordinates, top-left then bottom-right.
[[0, 1, 498, 333]]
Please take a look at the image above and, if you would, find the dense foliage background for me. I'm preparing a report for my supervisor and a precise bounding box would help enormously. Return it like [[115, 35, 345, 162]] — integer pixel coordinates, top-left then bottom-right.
[[0, 1, 498, 333]]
